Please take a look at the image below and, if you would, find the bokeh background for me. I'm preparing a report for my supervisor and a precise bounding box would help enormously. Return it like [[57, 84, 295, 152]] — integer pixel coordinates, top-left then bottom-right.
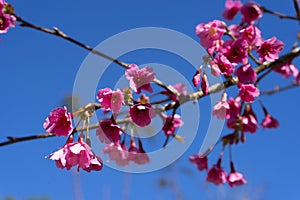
[[0, 0, 299, 199]]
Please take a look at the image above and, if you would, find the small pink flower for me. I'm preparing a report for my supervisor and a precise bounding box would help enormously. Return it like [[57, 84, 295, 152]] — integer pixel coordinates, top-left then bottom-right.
[[273, 62, 299, 78], [257, 37, 284, 62], [102, 143, 129, 166], [201, 73, 209, 95], [189, 154, 208, 171], [125, 64, 155, 94], [228, 24, 242, 38], [128, 139, 150, 165], [238, 84, 259, 102], [227, 162, 247, 187], [47, 136, 103, 172], [226, 97, 241, 119], [162, 114, 183, 136], [96, 118, 122, 144], [195, 20, 226, 54], [213, 93, 230, 119], [43, 107, 73, 137], [97, 88, 123, 113], [213, 53, 234, 76], [261, 114, 279, 128], [240, 25, 262, 47], [192, 68, 201, 87], [206, 159, 227, 185], [222, 39, 248, 64], [242, 104, 258, 133], [240, 2, 263, 24], [0, 13, 16, 34], [222, 0, 242, 21], [235, 64, 257, 83], [129, 103, 156, 127]]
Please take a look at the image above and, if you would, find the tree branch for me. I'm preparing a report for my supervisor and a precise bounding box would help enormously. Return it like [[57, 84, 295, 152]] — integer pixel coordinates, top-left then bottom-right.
[[261, 81, 300, 95], [260, 6, 300, 21]]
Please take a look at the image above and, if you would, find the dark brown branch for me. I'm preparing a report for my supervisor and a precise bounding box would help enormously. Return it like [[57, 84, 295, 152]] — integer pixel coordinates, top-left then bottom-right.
[[293, 0, 300, 20], [260, 6, 300, 21], [261, 81, 300, 95]]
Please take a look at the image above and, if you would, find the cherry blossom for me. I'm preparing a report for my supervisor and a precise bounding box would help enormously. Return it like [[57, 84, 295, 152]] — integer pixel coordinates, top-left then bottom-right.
[[206, 159, 227, 185], [213, 53, 234, 76], [240, 1, 263, 24], [238, 84, 260, 102], [102, 143, 129, 166], [222, 39, 248, 64], [97, 88, 123, 113], [212, 92, 230, 120], [129, 103, 156, 127], [227, 162, 247, 187], [162, 114, 183, 136], [222, 0, 242, 21], [43, 107, 73, 137], [96, 118, 122, 144], [261, 113, 279, 128], [201, 73, 209, 95], [235, 64, 257, 83], [257, 37, 284, 62], [189, 154, 208, 171]]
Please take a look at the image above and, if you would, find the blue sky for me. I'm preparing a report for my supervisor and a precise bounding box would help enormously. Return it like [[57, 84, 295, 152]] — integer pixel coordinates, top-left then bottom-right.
[[1, 0, 300, 199]]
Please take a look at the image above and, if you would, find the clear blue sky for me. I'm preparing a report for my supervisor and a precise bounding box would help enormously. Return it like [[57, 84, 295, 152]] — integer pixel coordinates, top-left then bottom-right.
[[1, 0, 300, 199]]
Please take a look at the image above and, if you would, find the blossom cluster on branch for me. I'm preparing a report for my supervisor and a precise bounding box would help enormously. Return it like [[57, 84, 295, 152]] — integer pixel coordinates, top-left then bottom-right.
[[0, 0, 300, 188]]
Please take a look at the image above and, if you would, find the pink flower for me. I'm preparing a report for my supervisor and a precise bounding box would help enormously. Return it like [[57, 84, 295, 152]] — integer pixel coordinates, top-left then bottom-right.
[[192, 68, 201, 87], [235, 64, 257, 83], [228, 24, 242, 38], [129, 103, 156, 127], [43, 107, 73, 137], [240, 2, 263, 24], [212, 93, 230, 119], [195, 20, 226, 54], [242, 104, 258, 133], [162, 114, 183, 136], [238, 84, 259, 102], [226, 97, 241, 119], [257, 37, 284, 62], [0, 13, 16, 34], [96, 118, 122, 144], [213, 53, 234, 76], [125, 64, 155, 94], [97, 88, 123, 113], [296, 73, 300, 84], [201, 73, 209, 95], [102, 143, 129, 166], [189, 154, 208, 171], [222, 39, 248, 64], [222, 0, 242, 21], [261, 114, 279, 128], [240, 25, 262, 47], [128, 139, 150, 165], [227, 162, 247, 187], [47, 136, 103, 172], [273, 62, 299, 78], [206, 159, 227, 185]]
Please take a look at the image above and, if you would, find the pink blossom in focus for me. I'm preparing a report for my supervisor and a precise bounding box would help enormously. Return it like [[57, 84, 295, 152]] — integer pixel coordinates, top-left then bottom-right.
[[97, 88, 123, 113], [212, 93, 230, 119], [125, 64, 155, 94], [96, 118, 122, 144], [189, 154, 208, 171], [238, 84, 259, 102], [273, 62, 299, 78], [43, 107, 73, 137], [201, 73, 209, 95], [103, 143, 129, 166], [222, 39, 248, 64], [129, 103, 156, 127], [227, 162, 247, 187], [213, 53, 234, 76], [206, 159, 227, 185], [222, 0, 242, 21], [162, 114, 183, 136], [240, 25, 262, 47], [240, 2, 263, 24], [47, 136, 103, 172], [261, 114, 279, 128], [257, 37, 284, 62], [242, 104, 258, 133], [195, 20, 226, 54], [235, 64, 257, 83]]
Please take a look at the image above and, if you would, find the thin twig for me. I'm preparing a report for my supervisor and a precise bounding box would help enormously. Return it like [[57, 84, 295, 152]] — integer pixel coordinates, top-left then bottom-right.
[[293, 0, 300, 20], [260, 6, 300, 21], [261, 81, 300, 95]]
